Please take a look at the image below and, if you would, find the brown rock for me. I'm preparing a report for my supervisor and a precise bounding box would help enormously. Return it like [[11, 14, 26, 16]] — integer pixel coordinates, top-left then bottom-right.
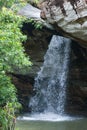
[[40, 0, 87, 47]]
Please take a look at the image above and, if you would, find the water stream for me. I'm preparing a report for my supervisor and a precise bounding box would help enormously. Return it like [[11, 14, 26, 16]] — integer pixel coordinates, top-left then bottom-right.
[[29, 35, 71, 115]]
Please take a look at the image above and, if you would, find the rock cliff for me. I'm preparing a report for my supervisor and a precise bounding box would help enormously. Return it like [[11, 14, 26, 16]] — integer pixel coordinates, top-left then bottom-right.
[[67, 41, 87, 115], [40, 0, 87, 47]]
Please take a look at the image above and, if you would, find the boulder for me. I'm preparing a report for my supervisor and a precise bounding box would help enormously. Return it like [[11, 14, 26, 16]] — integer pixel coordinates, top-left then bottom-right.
[[40, 0, 87, 47], [18, 2, 87, 47], [18, 3, 54, 30]]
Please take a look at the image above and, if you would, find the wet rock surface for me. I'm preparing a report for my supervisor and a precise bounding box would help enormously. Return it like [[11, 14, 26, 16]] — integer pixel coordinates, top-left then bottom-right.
[[66, 41, 87, 116], [12, 74, 34, 112]]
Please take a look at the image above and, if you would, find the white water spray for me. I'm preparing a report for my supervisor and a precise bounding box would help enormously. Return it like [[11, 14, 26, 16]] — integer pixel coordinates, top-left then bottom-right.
[[29, 35, 71, 115]]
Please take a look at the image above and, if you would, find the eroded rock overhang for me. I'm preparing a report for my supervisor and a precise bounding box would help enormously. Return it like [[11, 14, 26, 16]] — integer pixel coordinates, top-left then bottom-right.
[[40, 0, 87, 48]]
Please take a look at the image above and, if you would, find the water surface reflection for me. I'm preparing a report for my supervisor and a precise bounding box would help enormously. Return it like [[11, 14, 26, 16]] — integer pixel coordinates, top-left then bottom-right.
[[16, 118, 87, 130]]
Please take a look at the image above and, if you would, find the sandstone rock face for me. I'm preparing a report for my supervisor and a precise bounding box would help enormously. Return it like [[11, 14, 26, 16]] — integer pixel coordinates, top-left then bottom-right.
[[40, 0, 87, 47], [18, 4, 54, 30], [18, 4, 41, 20], [12, 75, 33, 112], [66, 41, 87, 115], [22, 22, 53, 78]]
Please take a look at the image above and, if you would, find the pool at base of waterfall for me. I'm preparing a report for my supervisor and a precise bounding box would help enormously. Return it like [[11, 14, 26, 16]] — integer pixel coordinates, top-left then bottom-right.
[[15, 36, 87, 130], [17, 112, 82, 122], [16, 115, 87, 130]]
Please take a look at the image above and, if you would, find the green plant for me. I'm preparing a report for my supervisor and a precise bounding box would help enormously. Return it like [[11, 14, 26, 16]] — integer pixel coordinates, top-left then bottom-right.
[[0, 3, 32, 130], [0, 74, 21, 130], [0, 7, 32, 72], [25, 18, 43, 29], [0, 0, 19, 8], [28, 0, 40, 4], [33, 0, 39, 3]]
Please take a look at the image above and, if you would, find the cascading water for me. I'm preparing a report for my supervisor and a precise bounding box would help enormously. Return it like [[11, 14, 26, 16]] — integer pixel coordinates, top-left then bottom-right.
[[29, 35, 71, 116]]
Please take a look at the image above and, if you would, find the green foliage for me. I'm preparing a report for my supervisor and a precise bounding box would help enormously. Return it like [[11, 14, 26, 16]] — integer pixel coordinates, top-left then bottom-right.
[[31, 0, 39, 4], [28, 0, 38, 3], [0, 8, 32, 73], [0, 73, 21, 130], [0, 4, 32, 130], [0, 0, 29, 10], [0, 0, 18, 8], [25, 18, 43, 29]]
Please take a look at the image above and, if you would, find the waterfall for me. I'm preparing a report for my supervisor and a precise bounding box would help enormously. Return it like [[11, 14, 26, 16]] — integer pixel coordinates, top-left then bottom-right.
[[29, 35, 71, 115]]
